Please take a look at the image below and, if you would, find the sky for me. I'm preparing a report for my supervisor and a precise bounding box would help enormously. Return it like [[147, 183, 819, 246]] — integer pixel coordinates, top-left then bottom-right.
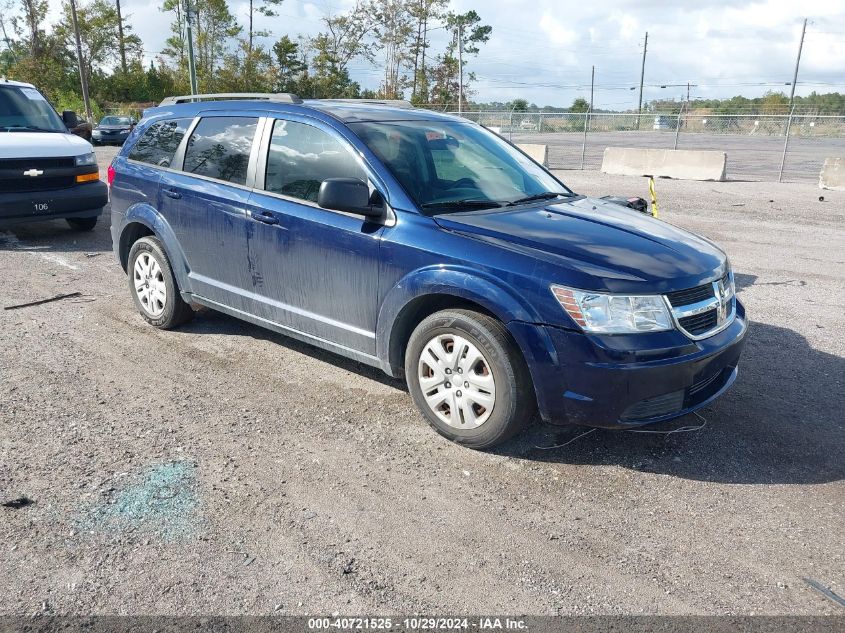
[[46, 0, 845, 109]]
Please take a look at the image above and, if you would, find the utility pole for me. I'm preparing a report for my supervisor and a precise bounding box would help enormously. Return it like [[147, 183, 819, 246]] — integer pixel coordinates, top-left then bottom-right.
[[115, 0, 127, 73], [184, 0, 199, 96], [788, 18, 807, 109], [580, 65, 594, 170], [637, 31, 648, 129], [69, 0, 93, 124], [779, 18, 808, 182], [0, 14, 15, 63], [419, 13, 428, 103], [457, 22, 464, 114]]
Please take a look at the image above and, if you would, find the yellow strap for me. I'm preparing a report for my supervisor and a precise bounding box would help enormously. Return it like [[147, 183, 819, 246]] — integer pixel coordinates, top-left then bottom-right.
[[648, 176, 659, 218]]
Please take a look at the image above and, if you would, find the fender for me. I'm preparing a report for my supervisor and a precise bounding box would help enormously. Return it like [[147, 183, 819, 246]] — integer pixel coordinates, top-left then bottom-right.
[[376, 265, 545, 375], [120, 202, 193, 294]]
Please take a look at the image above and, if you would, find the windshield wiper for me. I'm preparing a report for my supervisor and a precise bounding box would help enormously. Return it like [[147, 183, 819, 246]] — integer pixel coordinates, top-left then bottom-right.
[[422, 199, 503, 211], [507, 191, 570, 206]]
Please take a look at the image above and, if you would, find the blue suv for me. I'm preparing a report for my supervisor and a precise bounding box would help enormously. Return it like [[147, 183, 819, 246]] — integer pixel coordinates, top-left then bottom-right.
[[109, 94, 747, 449]]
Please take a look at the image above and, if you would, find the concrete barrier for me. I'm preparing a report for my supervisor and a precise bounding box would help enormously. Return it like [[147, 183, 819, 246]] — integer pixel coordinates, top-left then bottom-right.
[[517, 143, 548, 166], [601, 147, 727, 181], [819, 157, 845, 190]]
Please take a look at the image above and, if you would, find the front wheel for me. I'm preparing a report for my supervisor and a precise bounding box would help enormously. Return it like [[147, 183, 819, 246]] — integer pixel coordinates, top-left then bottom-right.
[[405, 309, 536, 449], [127, 236, 194, 329]]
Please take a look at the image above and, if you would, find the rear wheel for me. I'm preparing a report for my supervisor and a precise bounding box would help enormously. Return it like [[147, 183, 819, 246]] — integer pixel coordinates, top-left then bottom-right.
[[405, 309, 536, 449], [127, 236, 194, 329], [66, 216, 98, 231]]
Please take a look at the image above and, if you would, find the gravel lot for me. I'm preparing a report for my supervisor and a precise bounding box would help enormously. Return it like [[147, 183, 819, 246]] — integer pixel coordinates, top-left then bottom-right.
[[0, 146, 843, 616]]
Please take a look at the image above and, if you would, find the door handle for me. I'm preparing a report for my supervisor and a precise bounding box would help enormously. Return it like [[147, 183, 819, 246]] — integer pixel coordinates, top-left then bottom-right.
[[251, 211, 279, 225], [163, 189, 182, 199]]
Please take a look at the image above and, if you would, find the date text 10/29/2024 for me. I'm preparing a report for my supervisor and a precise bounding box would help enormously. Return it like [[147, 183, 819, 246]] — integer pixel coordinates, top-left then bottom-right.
[[307, 617, 528, 630]]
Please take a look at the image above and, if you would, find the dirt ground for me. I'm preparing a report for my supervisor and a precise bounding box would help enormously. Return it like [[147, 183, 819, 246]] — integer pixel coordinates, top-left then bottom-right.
[[1, 151, 843, 616]]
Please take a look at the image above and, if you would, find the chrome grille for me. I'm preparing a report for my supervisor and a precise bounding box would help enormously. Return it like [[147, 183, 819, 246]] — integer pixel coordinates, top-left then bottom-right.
[[665, 273, 735, 340], [666, 283, 714, 307], [678, 310, 718, 335]]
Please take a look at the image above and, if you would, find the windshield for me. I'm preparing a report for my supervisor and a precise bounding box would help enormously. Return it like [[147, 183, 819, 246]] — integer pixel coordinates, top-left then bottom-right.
[[100, 116, 131, 126], [0, 86, 66, 132], [349, 120, 570, 214]]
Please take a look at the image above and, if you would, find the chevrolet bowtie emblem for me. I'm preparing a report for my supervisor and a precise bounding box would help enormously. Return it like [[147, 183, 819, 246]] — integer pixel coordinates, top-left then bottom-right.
[[23, 168, 44, 177]]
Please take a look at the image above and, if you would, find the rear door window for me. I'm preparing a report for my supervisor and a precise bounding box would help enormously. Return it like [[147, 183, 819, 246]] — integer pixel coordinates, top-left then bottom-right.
[[128, 118, 192, 168], [182, 116, 258, 186], [263, 119, 366, 203]]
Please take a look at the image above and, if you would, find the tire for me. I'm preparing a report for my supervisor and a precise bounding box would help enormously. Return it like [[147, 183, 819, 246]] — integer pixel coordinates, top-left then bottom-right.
[[405, 309, 536, 449], [127, 236, 194, 329], [66, 216, 98, 231]]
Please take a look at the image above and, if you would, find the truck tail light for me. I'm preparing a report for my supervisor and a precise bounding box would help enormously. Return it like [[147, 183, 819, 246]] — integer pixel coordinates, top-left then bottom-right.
[[107, 164, 116, 187]]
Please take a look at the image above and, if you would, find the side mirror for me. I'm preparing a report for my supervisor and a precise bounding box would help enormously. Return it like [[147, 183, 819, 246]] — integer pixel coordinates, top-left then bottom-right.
[[62, 110, 79, 128], [318, 178, 382, 217]]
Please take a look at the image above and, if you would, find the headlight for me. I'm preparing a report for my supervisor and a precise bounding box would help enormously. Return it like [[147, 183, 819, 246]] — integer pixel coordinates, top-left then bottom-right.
[[551, 285, 673, 333], [75, 152, 97, 167]]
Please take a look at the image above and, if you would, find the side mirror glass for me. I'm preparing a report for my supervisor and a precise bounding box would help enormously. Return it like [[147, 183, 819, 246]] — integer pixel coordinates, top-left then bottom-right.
[[317, 178, 382, 218]]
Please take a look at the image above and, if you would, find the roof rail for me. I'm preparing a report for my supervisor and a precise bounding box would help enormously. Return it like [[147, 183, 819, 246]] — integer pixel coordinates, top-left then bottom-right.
[[159, 93, 303, 106], [319, 98, 414, 109]]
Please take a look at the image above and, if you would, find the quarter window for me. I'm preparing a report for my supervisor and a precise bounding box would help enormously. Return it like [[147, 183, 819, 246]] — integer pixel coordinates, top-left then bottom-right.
[[264, 119, 366, 203], [183, 117, 258, 185], [128, 118, 191, 168]]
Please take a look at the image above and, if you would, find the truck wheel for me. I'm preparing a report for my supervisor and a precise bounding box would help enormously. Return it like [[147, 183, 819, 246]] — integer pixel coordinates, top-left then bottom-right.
[[127, 236, 194, 329], [405, 309, 536, 449], [66, 216, 98, 231]]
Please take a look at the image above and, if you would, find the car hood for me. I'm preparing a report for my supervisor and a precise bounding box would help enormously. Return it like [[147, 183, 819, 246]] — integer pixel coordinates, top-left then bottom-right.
[[96, 125, 130, 131], [0, 131, 92, 158], [433, 196, 727, 292]]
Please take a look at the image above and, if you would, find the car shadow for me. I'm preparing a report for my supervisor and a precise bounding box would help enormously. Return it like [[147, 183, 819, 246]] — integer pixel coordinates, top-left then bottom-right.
[[0, 212, 113, 255], [733, 272, 757, 292], [179, 307, 406, 391], [499, 319, 844, 485]]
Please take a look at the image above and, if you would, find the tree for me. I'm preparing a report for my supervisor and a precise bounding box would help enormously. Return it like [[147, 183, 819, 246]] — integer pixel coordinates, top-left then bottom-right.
[[428, 9, 491, 106], [301, 1, 375, 99], [370, 0, 414, 99], [13, 0, 49, 58], [313, 1, 377, 74], [162, 0, 240, 92], [217, 38, 274, 92], [406, 0, 447, 103], [510, 98, 528, 112], [569, 97, 589, 113], [55, 0, 142, 98], [247, 0, 283, 54], [272, 34, 306, 94]]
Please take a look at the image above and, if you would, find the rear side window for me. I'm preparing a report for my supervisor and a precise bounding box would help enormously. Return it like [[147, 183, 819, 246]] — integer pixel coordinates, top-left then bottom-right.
[[128, 118, 191, 168], [183, 116, 258, 185], [264, 119, 365, 203]]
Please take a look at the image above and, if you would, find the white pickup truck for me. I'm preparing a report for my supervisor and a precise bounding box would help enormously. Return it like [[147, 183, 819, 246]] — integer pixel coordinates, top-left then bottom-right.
[[0, 78, 108, 230]]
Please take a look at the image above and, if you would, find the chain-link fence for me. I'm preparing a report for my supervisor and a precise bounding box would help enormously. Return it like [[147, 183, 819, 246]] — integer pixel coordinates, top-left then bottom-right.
[[446, 110, 845, 183]]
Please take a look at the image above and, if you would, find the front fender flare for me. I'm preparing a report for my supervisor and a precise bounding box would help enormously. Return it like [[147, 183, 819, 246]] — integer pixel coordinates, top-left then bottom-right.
[[376, 265, 543, 375]]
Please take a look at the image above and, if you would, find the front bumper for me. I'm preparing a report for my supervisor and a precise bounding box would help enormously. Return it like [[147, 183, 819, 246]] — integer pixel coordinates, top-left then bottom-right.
[[0, 182, 108, 226], [509, 299, 748, 428], [93, 131, 130, 144]]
